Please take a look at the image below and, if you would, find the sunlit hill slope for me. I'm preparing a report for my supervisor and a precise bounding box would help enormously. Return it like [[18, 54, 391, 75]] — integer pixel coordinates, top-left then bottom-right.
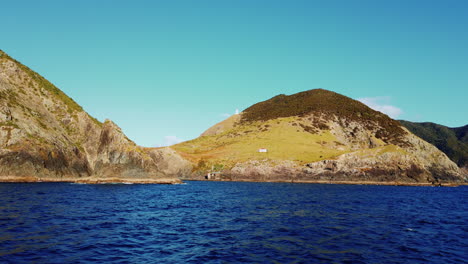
[[173, 89, 464, 184]]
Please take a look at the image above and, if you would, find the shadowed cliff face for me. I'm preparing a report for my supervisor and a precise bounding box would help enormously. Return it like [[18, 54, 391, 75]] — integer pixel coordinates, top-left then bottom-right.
[[173, 90, 465, 184], [0, 50, 191, 183]]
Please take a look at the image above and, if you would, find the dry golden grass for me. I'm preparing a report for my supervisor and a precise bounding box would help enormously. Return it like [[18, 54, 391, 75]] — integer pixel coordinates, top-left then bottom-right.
[[172, 117, 351, 168]]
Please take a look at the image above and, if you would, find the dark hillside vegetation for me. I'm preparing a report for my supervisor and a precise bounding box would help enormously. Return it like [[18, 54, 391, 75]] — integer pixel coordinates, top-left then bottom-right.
[[453, 125, 468, 143], [400, 121, 468, 167], [242, 89, 407, 146]]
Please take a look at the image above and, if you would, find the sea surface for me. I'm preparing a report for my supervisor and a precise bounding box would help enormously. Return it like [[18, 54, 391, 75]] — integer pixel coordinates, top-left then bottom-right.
[[0, 181, 466, 263]]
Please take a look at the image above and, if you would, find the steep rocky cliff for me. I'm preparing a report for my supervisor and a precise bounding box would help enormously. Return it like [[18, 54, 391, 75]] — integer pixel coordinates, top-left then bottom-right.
[[0, 50, 190, 183], [173, 89, 465, 185]]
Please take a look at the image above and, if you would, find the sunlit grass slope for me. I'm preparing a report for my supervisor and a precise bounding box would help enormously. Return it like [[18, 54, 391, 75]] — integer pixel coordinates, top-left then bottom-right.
[[172, 89, 413, 172], [172, 116, 350, 168]]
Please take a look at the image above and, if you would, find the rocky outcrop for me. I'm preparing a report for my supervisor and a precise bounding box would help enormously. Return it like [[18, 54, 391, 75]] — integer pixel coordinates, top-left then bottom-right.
[[399, 120, 468, 168], [0, 50, 191, 183], [303, 135, 462, 184]]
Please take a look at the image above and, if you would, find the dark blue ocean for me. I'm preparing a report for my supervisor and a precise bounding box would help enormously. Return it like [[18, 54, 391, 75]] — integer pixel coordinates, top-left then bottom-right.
[[0, 181, 466, 264]]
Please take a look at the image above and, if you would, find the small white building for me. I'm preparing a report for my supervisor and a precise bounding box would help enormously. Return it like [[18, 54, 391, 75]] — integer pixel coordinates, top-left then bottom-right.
[[206, 171, 221, 180], [258, 148, 268, 153]]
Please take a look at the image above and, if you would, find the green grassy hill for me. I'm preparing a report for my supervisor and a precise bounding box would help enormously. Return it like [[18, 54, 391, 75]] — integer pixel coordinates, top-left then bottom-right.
[[172, 89, 408, 172], [173, 115, 354, 168]]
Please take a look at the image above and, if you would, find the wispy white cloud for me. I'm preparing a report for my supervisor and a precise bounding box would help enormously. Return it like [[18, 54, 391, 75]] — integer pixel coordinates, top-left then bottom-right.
[[155, 135, 183, 147], [357, 96, 403, 119], [220, 109, 240, 118]]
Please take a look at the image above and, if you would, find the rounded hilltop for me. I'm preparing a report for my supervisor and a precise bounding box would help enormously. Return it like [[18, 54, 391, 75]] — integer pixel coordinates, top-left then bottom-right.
[[241, 88, 406, 146], [173, 89, 464, 185], [243, 88, 395, 123]]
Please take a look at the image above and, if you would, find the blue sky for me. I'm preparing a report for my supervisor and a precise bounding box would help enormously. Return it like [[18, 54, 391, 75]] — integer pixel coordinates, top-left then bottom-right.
[[2, 0, 467, 146]]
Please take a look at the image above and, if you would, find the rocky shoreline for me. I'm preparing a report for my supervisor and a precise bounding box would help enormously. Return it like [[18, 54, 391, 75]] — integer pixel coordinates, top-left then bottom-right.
[[183, 178, 467, 187], [1, 175, 465, 186], [0, 176, 182, 184]]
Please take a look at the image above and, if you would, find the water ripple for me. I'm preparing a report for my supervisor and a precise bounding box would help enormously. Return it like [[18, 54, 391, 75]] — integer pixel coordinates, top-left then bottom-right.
[[0, 182, 466, 263]]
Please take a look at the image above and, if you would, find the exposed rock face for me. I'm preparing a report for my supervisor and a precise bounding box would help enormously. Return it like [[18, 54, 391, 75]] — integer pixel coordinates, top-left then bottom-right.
[[303, 131, 461, 183], [399, 120, 468, 169], [0, 50, 191, 183], [174, 89, 465, 185]]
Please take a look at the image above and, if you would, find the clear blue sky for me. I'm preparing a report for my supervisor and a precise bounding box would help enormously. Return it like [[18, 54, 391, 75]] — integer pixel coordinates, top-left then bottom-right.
[[2, 0, 467, 146]]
